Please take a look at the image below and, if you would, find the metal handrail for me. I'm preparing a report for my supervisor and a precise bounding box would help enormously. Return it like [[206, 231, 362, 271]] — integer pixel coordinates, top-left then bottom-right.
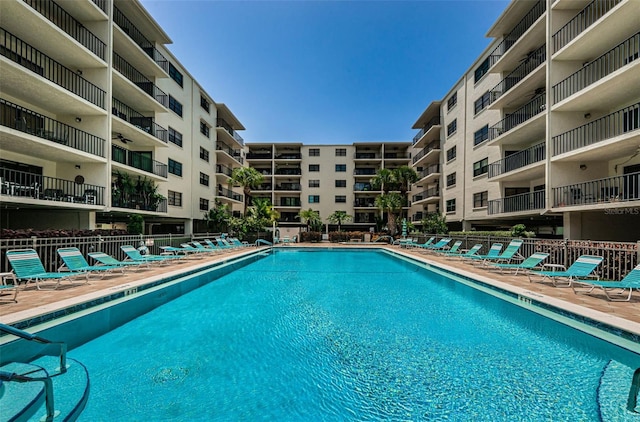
[[246, 152, 273, 159], [553, 102, 640, 156], [489, 0, 546, 65], [0, 27, 105, 109], [216, 118, 244, 145], [111, 144, 168, 178], [412, 116, 441, 144], [488, 190, 545, 214], [90, 0, 108, 13], [354, 168, 377, 175], [553, 32, 640, 104], [112, 98, 168, 143], [412, 141, 440, 164], [552, 170, 640, 207], [216, 164, 233, 177], [488, 142, 545, 178], [113, 6, 168, 72], [418, 164, 440, 179], [1, 98, 106, 157], [112, 52, 168, 107], [489, 44, 546, 104], [217, 186, 243, 202], [412, 187, 439, 202], [216, 141, 244, 164], [488, 94, 546, 141], [553, 0, 622, 53]]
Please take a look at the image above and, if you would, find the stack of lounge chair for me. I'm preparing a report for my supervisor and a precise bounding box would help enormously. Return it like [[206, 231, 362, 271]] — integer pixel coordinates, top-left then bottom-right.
[[572, 263, 640, 301]]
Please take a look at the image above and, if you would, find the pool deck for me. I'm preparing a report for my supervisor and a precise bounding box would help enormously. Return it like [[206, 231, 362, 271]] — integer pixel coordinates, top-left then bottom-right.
[[1, 243, 640, 338]]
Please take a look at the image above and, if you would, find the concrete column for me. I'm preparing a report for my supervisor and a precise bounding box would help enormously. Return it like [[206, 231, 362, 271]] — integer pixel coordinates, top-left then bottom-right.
[[562, 211, 582, 240], [183, 219, 193, 236], [462, 220, 473, 232]]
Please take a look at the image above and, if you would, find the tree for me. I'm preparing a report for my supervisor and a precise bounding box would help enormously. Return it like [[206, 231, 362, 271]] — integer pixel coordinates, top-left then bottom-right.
[[298, 208, 322, 232], [327, 210, 352, 232], [392, 165, 419, 200], [247, 198, 280, 232], [204, 200, 231, 232], [370, 168, 395, 193], [127, 214, 144, 235], [229, 167, 264, 215], [421, 213, 448, 235], [374, 192, 404, 236]]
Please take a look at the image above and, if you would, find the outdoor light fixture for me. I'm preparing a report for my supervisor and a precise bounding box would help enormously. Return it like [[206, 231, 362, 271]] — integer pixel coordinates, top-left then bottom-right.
[[75, 117, 82, 122], [580, 164, 587, 171]]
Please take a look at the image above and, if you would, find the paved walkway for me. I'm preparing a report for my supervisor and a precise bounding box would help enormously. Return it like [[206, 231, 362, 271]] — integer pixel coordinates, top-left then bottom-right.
[[1, 244, 639, 337]]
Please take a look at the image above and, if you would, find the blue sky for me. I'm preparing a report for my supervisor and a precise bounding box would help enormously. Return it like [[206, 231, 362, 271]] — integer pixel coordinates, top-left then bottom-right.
[[140, 0, 510, 144]]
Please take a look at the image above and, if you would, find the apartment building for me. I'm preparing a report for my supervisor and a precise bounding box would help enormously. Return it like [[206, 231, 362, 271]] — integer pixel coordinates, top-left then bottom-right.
[[245, 142, 412, 232], [0, 0, 245, 234], [410, 0, 640, 241]]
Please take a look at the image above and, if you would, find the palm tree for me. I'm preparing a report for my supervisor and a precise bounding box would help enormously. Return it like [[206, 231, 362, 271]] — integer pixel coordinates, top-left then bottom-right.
[[392, 165, 419, 199], [298, 208, 322, 232], [375, 192, 404, 236], [370, 168, 395, 193], [229, 167, 264, 215], [327, 210, 352, 232]]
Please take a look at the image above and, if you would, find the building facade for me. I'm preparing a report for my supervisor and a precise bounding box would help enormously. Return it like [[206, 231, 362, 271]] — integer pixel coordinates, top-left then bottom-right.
[[0, 0, 245, 234]]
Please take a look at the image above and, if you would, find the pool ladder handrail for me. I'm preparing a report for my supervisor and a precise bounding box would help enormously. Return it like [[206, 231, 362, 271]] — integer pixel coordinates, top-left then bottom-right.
[[255, 239, 273, 246], [628, 367, 640, 413], [0, 323, 68, 422]]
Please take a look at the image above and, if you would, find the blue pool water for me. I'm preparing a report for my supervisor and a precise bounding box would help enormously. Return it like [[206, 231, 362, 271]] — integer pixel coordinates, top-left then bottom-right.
[[68, 249, 639, 420]]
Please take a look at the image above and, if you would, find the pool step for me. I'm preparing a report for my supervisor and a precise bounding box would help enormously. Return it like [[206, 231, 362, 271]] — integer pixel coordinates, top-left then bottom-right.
[[0, 357, 89, 422], [597, 360, 639, 420]]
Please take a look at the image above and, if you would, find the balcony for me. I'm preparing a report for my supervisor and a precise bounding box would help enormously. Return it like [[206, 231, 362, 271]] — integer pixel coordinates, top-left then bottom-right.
[[112, 98, 168, 145], [0, 168, 105, 206], [354, 168, 377, 176], [1, 98, 106, 157], [216, 164, 233, 177], [246, 152, 273, 160], [488, 142, 545, 179], [252, 184, 272, 191], [553, 0, 623, 54], [112, 192, 167, 213], [488, 94, 546, 146], [553, 102, 640, 158], [412, 116, 441, 146], [417, 164, 440, 183], [0, 27, 106, 110], [274, 152, 302, 160], [112, 52, 168, 109], [384, 152, 410, 160], [216, 141, 243, 165], [113, 6, 168, 73], [23, 0, 106, 60], [90, 0, 108, 14], [552, 171, 640, 207], [489, 44, 546, 108], [275, 183, 301, 191], [412, 140, 440, 165], [255, 168, 272, 176], [553, 32, 640, 109], [216, 118, 244, 146], [274, 167, 301, 176], [354, 198, 376, 207], [354, 182, 374, 192], [354, 212, 376, 223], [412, 187, 439, 204], [111, 144, 167, 178], [488, 191, 545, 215], [217, 186, 242, 203], [278, 198, 301, 207]]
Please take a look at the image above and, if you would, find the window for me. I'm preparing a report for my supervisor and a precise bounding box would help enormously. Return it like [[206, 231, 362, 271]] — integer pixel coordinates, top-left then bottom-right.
[[474, 91, 490, 115], [447, 92, 457, 111], [446, 146, 457, 162], [168, 159, 182, 176], [473, 158, 489, 177], [309, 164, 320, 172], [446, 198, 456, 212], [199, 198, 209, 211], [199, 172, 209, 186], [335, 195, 346, 203], [308, 195, 320, 203], [309, 148, 320, 157], [168, 63, 183, 87], [335, 164, 346, 172], [335, 148, 347, 157], [474, 57, 490, 83], [200, 147, 209, 162], [446, 172, 456, 187], [168, 190, 182, 206], [473, 191, 488, 208], [335, 180, 347, 188], [309, 180, 320, 188], [168, 127, 182, 147], [447, 119, 457, 137], [200, 95, 210, 113], [169, 95, 183, 117], [474, 125, 489, 146], [200, 121, 210, 138]]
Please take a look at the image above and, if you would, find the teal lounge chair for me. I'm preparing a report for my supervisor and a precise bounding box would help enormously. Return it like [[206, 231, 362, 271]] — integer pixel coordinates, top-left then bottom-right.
[[190, 241, 221, 253], [474, 239, 524, 266], [528, 255, 604, 287], [121, 245, 182, 264], [215, 237, 237, 249], [435, 241, 462, 255], [88, 252, 148, 269], [463, 243, 503, 262], [420, 238, 452, 252], [229, 238, 250, 247], [406, 237, 434, 249], [204, 239, 233, 252], [489, 252, 549, 275], [445, 243, 483, 259], [57, 247, 125, 278], [0, 272, 18, 303], [572, 263, 640, 301], [6, 249, 85, 290]]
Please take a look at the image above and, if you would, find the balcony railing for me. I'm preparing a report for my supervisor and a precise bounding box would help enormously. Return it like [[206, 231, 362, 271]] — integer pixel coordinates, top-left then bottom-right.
[[274, 153, 301, 160], [112, 52, 168, 107], [90, 0, 108, 14], [278, 198, 301, 207], [217, 186, 242, 202], [354, 198, 376, 207], [112, 192, 167, 213], [354, 183, 373, 192], [552, 0, 623, 53], [215, 164, 233, 177], [553, 102, 640, 156], [418, 164, 440, 180], [553, 171, 640, 207], [353, 212, 376, 223], [113, 6, 169, 72], [252, 184, 272, 191], [216, 118, 244, 145], [553, 32, 640, 104], [274, 168, 301, 175], [384, 152, 410, 159], [0, 168, 105, 205], [412, 116, 441, 144], [246, 152, 273, 159], [489, 142, 545, 178], [112, 144, 167, 178], [489, 44, 546, 104], [354, 168, 377, 176], [412, 141, 440, 164], [488, 191, 545, 214], [489, 94, 546, 141], [488, 0, 546, 65], [1, 98, 105, 157], [354, 152, 379, 159], [255, 168, 272, 176], [412, 187, 439, 202], [275, 183, 301, 191], [0, 27, 105, 108], [23, 0, 106, 60], [112, 98, 167, 143], [216, 141, 244, 164]]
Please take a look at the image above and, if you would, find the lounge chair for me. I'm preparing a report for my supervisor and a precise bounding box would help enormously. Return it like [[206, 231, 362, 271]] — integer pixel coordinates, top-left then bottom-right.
[[528, 255, 604, 287], [6, 249, 86, 290], [404, 237, 434, 249], [572, 263, 640, 301], [190, 241, 221, 253], [0, 272, 18, 303], [473, 239, 524, 266], [420, 238, 452, 252], [204, 239, 232, 252], [215, 237, 236, 249], [229, 237, 250, 247], [463, 243, 503, 262], [434, 240, 462, 255], [121, 245, 182, 264], [88, 252, 148, 270], [489, 252, 550, 275], [160, 245, 199, 256], [57, 247, 125, 278], [445, 243, 483, 259]]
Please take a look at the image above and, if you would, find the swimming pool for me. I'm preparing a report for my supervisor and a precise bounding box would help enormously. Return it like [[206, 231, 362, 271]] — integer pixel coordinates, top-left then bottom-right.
[[25, 249, 640, 419]]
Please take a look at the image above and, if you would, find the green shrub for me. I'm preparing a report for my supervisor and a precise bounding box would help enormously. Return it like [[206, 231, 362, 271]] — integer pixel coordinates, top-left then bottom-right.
[[300, 231, 322, 242], [127, 215, 144, 235]]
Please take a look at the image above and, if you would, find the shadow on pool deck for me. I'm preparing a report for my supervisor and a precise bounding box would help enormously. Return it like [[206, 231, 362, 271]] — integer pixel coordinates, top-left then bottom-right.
[[1, 244, 640, 334]]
